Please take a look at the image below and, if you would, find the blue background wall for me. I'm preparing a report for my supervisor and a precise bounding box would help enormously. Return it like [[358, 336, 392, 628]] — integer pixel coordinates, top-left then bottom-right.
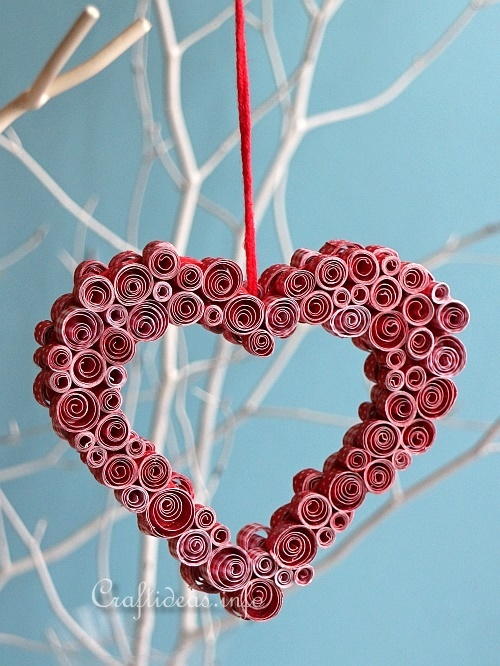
[[0, 1, 499, 664]]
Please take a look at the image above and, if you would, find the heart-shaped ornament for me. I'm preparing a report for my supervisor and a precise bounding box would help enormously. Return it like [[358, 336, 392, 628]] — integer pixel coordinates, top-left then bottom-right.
[[33, 239, 468, 621]]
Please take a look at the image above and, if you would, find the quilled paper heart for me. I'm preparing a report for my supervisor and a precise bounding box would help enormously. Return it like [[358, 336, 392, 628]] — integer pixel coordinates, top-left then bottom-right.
[[33, 239, 469, 621]]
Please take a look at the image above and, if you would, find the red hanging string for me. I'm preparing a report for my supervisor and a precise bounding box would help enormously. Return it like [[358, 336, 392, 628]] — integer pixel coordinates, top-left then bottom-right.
[[235, 0, 258, 295]]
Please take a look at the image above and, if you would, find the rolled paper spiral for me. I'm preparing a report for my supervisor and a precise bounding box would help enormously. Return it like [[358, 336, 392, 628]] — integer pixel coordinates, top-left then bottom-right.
[[366, 245, 401, 276], [69, 431, 95, 452], [377, 367, 405, 392], [369, 276, 402, 312], [247, 548, 277, 578], [128, 301, 169, 340], [320, 470, 366, 511], [269, 504, 293, 529], [125, 434, 152, 459], [426, 335, 466, 377], [95, 412, 130, 450], [294, 565, 315, 586], [299, 290, 334, 324], [344, 249, 380, 285], [372, 387, 417, 426], [51, 388, 100, 433], [194, 504, 217, 530], [236, 523, 269, 550], [350, 283, 370, 306], [142, 240, 179, 279], [399, 262, 431, 294], [115, 485, 149, 513], [264, 296, 300, 337], [331, 287, 350, 308], [201, 304, 224, 329], [43, 370, 71, 393], [358, 401, 378, 421], [363, 459, 396, 494], [319, 239, 363, 256], [406, 327, 435, 360], [34, 320, 55, 345], [209, 522, 231, 546], [139, 488, 195, 539], [334, 446, 371, 472], [105, 365, 127, 388], [39, 344, 72, 371], [402, 293, 434, 326], [402, 418, 436, 454], [289, 492, 332, 528], [138, 453, 172, 491], [223, 578, 283, 621], [167, 292, 204, 327], [74, 273, 115, 312], [55, 307, 103, 351], [201, 546, 252, 592], [104, 303, 129, 327], [70, 349, 107, 388], [330, 510, 353, 531], [224, 294, 264, 335], [292, 468, 323, 494], [201, 257, 243, 301], [151, 281, 173, 303], [315, 526, 336, 548], [169, 529, 212, 566], [423, 280, 450, 304], [290, 248, 316, 268], [303, 254, 348, 290], [417, 377, 457, 419], [367, 311, 408, 351], [274, 568, 294, 589], [404, 365, 427, 392], [326, 305, 371, 338], [267, 524, 317, 568], [73, 259, 106, 282], [383, 348, 407, 370], [99, 327, 136, 365], [392, 448, 412, 470], [99, 455, 138, 489], [84, 445, 108, 470], [110, 263, 153, 306], [261, 264, 315, 299], [360, 419, 401, 457], [174, 261, 203, 291], [242, 329, 275, 357], [363, 353, 379, 382]]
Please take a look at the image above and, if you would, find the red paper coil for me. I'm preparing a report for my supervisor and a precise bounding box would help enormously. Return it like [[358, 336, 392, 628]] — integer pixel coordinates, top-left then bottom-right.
[[74, 273, 115, 312], [142, 240, 179, 279], [417, 378, 457, 418], [345, 249, 380, 285], [406, 327, 435, 360], [402, 418, 436, 454], [369, 276, 402, 311], [84, 445, 108, 470], [426, 335, 466, 377], [289, 491, 332, 528], [169, 529, 212, 566], [139, 488, 195, 539], [44, 370, 71, 393], [264, 296, 299, 337], [248, 548, 277, 578], [96, 386, 122, 414], [151, 281, 173, 303], [392, 448, 412, 470], [404, 365, 427, 391], [360, 420, 401, 457], [274, 568, 294, 589], [194, 504, 217, 530], [99, 327, 136, 365], [294, 565, 314, 586], [174, 261, 203, 291], [399, 262, 431, 294], [367, 311, 408, 351], [103, 303, 128, 327], [326, 305, 371, 338], [303, 254, 348, 290], [267, 524, 317, 568], [99, 455, 138, 489], [320, 470, 366, 511], [209, 522, 231, 546], [330, 510, 353, 531], [202, 545, 252, 592], [115, 485, 149, 513], [95, 412, 130, 450], [51, 388, 100, 433], [105, 365, 127, 388], [224, 294, 264, 335], [128, 301, 169, 340], [299, 290, 334, 324], [138, 453, 172, 491], [34, 320, 55, 346], [70, 349, 107, 388], [201, 257, 243, 301], [433, 300, 470, 333], [292, 468, 323, 494], [110, 262, 153, 306], [372, 387, 417, 426], [363, 459, 396, 494], [402, 293, 434, 326], [315, 526, 336, 548], [73, 259, 106, 282], [222, 578, 283, 621], [242, 329, 275, 357], [55, 307, 103, 351]]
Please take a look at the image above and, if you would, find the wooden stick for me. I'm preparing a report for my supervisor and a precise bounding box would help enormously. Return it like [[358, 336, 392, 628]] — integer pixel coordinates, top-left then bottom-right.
[[0, 8, 151, 133]]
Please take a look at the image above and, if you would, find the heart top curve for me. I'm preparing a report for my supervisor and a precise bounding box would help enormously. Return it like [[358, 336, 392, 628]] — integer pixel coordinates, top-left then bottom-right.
[[33, 239, 469, 621]]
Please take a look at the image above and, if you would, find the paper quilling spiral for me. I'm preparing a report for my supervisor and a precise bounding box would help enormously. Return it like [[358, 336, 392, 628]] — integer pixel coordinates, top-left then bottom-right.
[[33, 239, 468, 621]]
